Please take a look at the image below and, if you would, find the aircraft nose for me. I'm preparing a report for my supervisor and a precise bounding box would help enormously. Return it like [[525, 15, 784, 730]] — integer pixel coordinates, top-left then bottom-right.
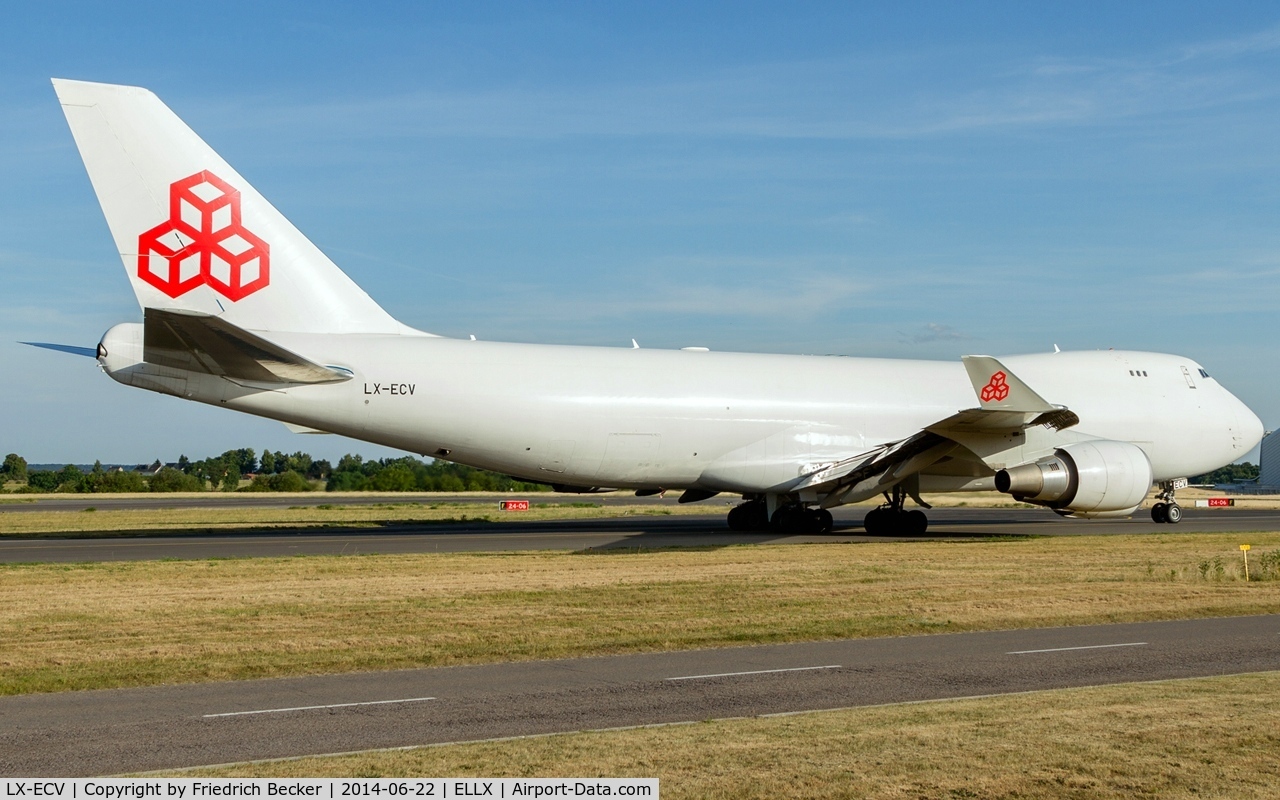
[[1233, 395, 1265, 453]]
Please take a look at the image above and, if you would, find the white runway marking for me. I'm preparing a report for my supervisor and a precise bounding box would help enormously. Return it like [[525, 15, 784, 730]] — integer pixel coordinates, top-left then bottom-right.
[[204, 696, 436, 718], [1007, 642, 1147, 655], [666, 665, 841, 681]]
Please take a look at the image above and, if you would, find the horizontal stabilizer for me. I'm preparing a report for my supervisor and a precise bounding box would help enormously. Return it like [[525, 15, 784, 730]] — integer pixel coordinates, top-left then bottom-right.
[[144, 308, 350, 385], [20, 342, 98, 358]]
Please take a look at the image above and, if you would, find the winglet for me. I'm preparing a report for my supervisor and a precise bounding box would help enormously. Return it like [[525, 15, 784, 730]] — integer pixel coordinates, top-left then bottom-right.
[[962, 356, 1056, 413]]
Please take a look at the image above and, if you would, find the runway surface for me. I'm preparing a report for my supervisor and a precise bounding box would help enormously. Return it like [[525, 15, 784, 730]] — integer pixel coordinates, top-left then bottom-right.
[[2, 507, 1279, 563], [0, 493, 672, 513], [1, 614, 1276, 776]]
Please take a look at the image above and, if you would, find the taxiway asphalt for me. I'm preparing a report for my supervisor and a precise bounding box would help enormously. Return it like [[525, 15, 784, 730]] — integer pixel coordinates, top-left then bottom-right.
[[2, 507, 1279, 563], [1, 615, 1276, 776], [0, 493, 671, 513]]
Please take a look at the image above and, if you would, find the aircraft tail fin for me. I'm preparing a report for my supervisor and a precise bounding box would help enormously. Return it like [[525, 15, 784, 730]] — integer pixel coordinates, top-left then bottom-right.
[[53, 78, 413, 336]]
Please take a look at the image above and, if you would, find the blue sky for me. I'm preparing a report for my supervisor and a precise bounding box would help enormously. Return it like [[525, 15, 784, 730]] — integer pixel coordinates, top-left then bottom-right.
[[2, 2, 1279, 464]]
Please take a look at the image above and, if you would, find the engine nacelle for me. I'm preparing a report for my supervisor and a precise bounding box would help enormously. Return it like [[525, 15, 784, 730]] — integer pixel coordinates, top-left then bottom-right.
[[995, 440, 1153, 516]]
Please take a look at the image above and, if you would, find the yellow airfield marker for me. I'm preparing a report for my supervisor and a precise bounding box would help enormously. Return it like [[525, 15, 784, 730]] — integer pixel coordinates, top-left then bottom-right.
[[1240, 544, 1251, 582]]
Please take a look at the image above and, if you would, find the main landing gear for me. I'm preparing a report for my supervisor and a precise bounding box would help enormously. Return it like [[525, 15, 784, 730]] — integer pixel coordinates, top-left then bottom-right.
[[862, 485, 928, 536], [726, 498, 834, 534], [772, 504, 835, 535], [1151, 480, 1184, 524], [727, 499, 769, 531]]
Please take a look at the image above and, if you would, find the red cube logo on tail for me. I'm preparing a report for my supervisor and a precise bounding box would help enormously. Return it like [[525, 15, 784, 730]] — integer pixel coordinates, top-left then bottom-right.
[[136, 171, 270, 300], [980, 371, 1010, 403]]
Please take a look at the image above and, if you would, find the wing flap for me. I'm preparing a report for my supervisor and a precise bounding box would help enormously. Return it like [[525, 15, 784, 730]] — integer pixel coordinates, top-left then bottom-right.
[[144, 308, 349, 385]]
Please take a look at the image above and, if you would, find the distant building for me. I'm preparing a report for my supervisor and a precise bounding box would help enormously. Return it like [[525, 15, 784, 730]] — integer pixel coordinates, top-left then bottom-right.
[[1217, 430, 1280, 494], [1203, 430, 1274, 494], [1261, 430, 1280, 490]]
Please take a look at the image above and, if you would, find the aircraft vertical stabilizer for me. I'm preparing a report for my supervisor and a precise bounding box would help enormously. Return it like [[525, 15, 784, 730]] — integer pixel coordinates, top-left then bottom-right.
[[53, 78, 415, 336]]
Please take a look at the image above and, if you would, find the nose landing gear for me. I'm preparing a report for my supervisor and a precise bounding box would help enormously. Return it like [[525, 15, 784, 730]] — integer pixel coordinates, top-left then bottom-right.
[[1151, 479, 1185, 524], [1151, 502, 1183, 524]]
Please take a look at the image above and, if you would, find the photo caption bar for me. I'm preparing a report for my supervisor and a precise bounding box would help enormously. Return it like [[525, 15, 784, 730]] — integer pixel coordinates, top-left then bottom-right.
[[1, 779, 658, 800]]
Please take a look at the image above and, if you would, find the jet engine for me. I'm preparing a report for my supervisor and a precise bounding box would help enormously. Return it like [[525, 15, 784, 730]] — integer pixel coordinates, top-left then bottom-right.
[[994, 440, 1153, 517]]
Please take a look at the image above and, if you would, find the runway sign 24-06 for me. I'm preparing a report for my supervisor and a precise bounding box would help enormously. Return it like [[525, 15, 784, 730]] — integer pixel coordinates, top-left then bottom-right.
[[1194, 498, 1235, 507]]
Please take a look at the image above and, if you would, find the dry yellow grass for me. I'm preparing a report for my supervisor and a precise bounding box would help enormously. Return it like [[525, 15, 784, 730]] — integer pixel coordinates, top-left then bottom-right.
[[165, 671, 1280, 798], [2, 533, 1278, 695]]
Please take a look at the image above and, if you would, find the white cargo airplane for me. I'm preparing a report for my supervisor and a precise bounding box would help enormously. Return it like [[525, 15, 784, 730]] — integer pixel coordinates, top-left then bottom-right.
[[35, 79, 1264, 534]]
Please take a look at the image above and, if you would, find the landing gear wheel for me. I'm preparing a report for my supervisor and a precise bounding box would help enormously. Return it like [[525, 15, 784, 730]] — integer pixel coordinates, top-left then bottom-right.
[[863, 485, 929, 536], [1151, 502, 1168, 524], [770, 504, 803, 535], [768, 505, 836, 535], [1152, 479, 1186, 525], [727, 501, 769, 531]]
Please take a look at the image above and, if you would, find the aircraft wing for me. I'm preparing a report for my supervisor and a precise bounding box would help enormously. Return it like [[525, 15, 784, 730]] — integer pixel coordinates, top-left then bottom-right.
[[143, 308, 350, 385], [797, 355, 1078, 506]]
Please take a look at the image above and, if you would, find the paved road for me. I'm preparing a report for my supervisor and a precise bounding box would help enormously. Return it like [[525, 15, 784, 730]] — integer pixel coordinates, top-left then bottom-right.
[[2, 507, 1278, 563], [1, 615, 1276, 776]]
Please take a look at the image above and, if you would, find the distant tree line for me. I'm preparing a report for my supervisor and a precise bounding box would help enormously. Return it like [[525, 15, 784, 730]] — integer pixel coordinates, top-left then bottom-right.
[[0, 449, 550, 494], [1189, 462, 1259, 485], [324, 454, 547, 492], [3, 448, 1265, 493]]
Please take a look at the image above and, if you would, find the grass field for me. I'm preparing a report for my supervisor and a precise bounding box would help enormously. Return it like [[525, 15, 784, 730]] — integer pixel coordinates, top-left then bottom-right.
[[161, 670, 1280, 797], [2, 532, 1278, 695], [5, 506, 1279, 793]]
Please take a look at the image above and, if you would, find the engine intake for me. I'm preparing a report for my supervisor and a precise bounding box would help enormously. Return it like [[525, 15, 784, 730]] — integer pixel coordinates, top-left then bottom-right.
[[995, 440, 1153, 515]]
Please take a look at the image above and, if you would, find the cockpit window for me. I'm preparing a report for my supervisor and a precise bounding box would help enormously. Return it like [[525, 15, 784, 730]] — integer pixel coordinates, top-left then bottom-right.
[[1198, 368, 1210, 378]]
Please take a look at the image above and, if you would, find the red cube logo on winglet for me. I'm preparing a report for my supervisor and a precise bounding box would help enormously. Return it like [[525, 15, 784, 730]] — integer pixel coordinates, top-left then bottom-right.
[[137, 171, 270, 301], [980, 371, 1010, 403]]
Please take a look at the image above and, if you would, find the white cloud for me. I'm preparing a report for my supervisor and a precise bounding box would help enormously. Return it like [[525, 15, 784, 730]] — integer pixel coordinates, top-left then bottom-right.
[[899, 322, 971, 345]]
